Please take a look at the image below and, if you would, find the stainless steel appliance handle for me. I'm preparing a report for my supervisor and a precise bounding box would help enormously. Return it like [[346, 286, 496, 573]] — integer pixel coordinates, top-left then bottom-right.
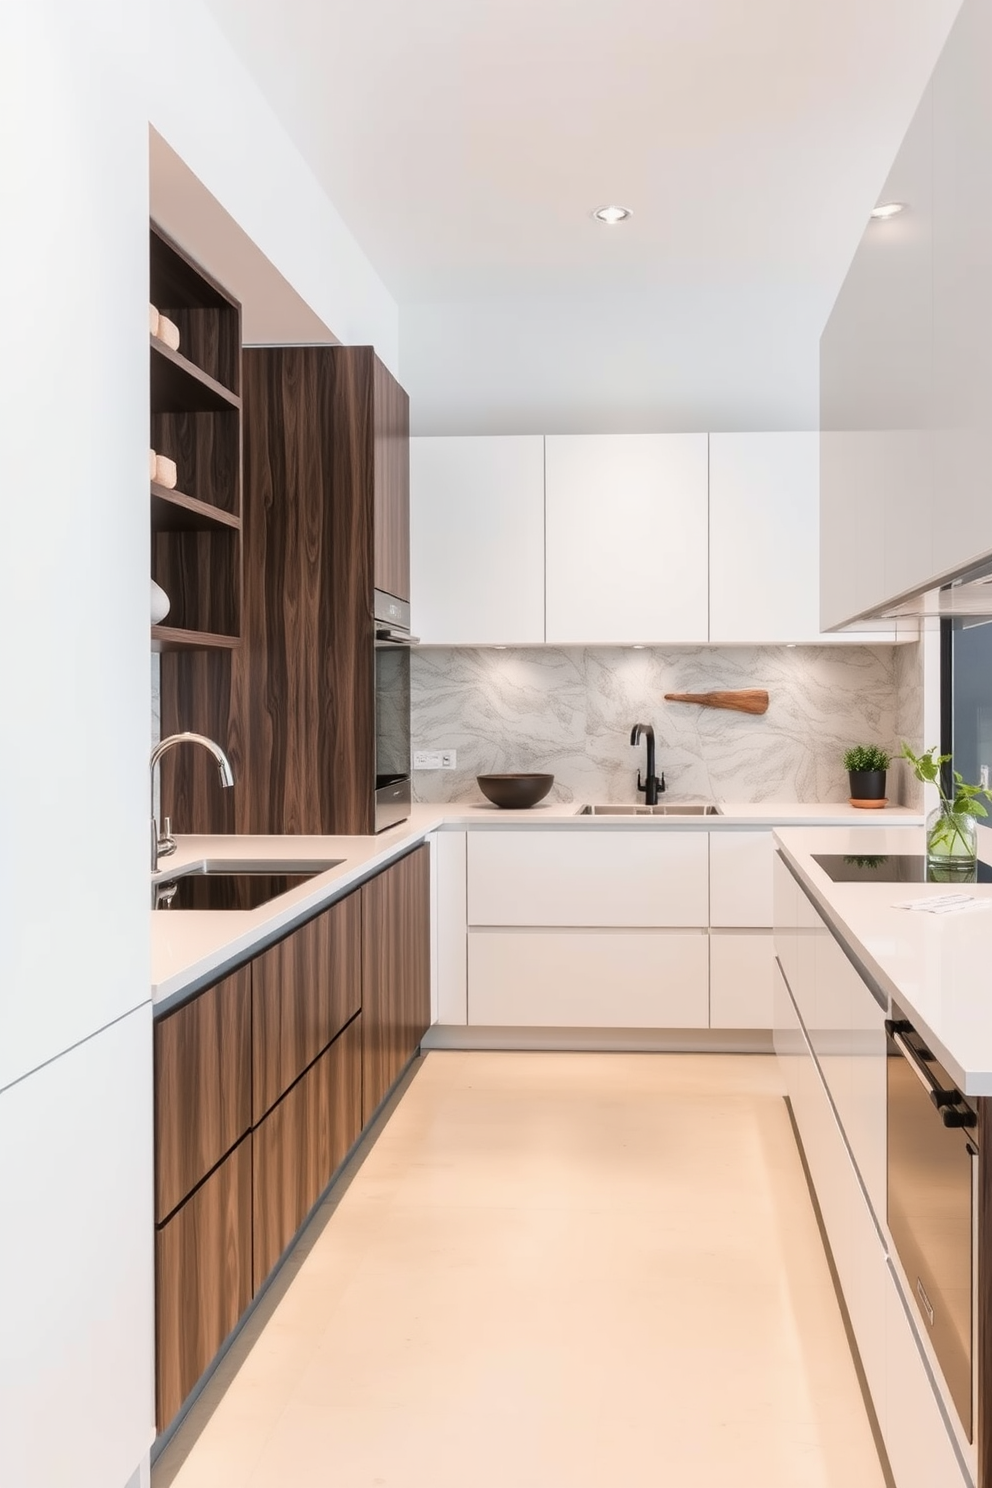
[[890, 1028, 949, 1099], [886, 1021, 977, 1128], [375, 628, 420, 646]]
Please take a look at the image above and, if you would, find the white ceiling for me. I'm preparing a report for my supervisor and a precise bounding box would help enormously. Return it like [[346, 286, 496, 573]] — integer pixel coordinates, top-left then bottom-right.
[[200, 0, 962, 429]]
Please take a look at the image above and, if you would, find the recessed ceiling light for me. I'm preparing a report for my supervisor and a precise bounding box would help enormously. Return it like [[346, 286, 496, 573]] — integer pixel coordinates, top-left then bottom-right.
[[592, 205, 632, 225], [870, 202, 905, 219]]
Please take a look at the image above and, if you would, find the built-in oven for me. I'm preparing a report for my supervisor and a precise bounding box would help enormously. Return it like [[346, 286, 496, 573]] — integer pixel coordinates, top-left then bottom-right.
[[373, 589, 418, 833], [886, 1004, 978, 1442]]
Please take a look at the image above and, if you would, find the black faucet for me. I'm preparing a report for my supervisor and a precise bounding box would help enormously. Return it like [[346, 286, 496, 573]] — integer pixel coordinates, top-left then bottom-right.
[[630, 723, 666, 805]]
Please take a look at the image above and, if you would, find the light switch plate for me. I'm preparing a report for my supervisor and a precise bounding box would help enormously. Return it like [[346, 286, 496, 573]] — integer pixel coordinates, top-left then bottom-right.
[[441, 750, 457, 770]]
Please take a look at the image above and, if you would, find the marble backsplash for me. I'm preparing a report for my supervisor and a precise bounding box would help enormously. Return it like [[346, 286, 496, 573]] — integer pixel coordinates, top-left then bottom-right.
[[411, 645, 920, 807]]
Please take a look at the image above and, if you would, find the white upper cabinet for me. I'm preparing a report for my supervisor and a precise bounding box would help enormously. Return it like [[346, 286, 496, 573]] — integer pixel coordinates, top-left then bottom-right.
[[544, 434, 709, 644], [710, 433, 818, 643], [931, 0, 992, 580], [710, 433, 896, 644], [410, 435, 545, 645]]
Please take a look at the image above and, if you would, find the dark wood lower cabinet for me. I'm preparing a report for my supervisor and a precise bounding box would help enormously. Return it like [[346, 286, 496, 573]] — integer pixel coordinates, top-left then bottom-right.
[[155, 1136, 252, 1429], [361, 844, 431, 1123], [252, 1015, 363, 1291], [154, 964, 252, 1223], [252, 889, 362, 1122], [154, 845, 433, 1431]]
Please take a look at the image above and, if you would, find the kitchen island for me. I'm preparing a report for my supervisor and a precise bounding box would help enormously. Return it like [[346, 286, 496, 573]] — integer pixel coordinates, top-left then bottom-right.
[[773, 823, 992, 1488]]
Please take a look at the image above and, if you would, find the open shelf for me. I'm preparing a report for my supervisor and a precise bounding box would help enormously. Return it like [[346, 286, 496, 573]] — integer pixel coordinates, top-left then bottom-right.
[[151, 337, 241, 414], [152, 625, 241, 653], [151, 482, 241, 533]]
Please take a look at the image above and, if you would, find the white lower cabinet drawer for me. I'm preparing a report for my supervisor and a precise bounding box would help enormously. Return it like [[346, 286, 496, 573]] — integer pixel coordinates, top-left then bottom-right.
[[709, 932, 774, 1028], [467, 929, 709, 1027], [467, 830, 708, 927], [777, 970, 970, 1488]]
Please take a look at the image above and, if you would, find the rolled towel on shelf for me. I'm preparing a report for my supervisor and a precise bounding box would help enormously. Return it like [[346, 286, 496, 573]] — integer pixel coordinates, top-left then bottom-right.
[[156, 314, 181, 352], [149, 303, 160, 337], [149, 448, 157, 481], [154, 454, 178, 489]]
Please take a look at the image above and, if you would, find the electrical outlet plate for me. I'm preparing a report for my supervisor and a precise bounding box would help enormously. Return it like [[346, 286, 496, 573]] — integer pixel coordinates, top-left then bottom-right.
[[413, 751, 442, 770]]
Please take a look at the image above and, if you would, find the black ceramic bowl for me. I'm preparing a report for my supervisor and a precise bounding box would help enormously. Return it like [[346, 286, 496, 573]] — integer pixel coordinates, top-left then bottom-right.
[[476, 773, 555, 809]]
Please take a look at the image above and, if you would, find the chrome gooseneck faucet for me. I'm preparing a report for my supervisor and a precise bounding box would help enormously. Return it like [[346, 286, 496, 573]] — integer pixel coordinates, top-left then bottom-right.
[[150, 732, 234, 870], [630, 722, 665, 806]]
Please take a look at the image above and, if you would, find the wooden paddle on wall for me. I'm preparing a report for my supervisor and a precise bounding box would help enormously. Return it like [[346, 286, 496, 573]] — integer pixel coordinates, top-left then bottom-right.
[[663, 689, 769, 716]]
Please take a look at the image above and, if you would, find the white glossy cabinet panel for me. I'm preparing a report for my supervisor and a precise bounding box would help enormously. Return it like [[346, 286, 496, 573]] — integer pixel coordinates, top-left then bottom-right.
[[467, 830, 709, 928], [710, 830, 772, 927], [931, 0, 992, 581], [468, 929, 709, 1027], [709, 434, 893, 643], [410, 436, 545, 645], [709, 932, 774, 1028], [434, 831, 467, 1025], [0, 1008, 154, 1488], [820, 81, 933, 625], [709, 433, 818, 643], [544, 434, 708, 644], [884, 1264, 971, 1488]]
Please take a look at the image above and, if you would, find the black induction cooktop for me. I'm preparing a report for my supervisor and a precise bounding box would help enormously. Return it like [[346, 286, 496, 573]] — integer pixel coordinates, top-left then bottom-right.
[[813, 853, 992, 884]]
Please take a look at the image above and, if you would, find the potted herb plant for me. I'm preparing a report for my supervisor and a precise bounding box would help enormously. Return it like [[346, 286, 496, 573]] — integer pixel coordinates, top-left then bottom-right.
[[843, 744, 891, 807], [900, 742, 992, 871]]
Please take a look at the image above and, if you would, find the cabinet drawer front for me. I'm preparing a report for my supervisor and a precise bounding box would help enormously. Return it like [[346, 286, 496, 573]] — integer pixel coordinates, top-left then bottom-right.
[[362, 845, 432, 1123], [155, 1136, 252, 1428], [253, 1017, 362, 1291], [709, 932, 774, 1029], [468, 930, 709, 1027], [252, 890, 362, 1122], [468, 831, 708, 927], [709, 831, 772, 927], [154, 964, 251, 1222]]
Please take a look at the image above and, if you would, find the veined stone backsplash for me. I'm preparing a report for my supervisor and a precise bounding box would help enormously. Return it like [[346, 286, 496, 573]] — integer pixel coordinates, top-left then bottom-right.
[[412, 644, 921, 807]]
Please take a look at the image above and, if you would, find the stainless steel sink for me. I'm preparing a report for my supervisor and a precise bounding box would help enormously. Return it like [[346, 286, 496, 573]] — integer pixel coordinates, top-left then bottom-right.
[[152, 859, 343, 910], [579, 804, 723, 816]]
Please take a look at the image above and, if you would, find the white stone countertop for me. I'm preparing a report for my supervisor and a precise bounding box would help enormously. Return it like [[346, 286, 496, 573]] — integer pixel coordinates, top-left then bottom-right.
[[775, 824, 992, 1096], [151, 799, 923, 1011]]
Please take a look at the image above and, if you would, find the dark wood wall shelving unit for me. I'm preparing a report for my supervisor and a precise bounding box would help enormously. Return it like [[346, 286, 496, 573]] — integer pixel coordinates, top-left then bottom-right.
[[150, 223, 242, 654], [161, 344, 411, 837]]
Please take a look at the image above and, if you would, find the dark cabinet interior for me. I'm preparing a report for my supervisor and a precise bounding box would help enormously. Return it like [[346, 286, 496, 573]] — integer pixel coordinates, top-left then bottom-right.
[[361, 844, 432, 1122], [150, 224, 243, 653]]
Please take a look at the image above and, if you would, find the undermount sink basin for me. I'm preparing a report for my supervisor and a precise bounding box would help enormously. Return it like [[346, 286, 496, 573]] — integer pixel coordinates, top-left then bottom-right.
[[152, 859, 343, 911], [579, 803, 723, 817]]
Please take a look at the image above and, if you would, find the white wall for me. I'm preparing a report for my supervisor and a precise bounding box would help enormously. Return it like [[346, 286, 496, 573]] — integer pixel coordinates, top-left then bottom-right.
[[149, 0, 399, 368], [0, 2, 154, 1484], [401, 288, 822, 436]]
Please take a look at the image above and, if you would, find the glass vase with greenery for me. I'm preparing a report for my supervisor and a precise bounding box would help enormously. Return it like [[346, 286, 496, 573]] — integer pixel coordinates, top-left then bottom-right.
[[900, 742, 992, 870]]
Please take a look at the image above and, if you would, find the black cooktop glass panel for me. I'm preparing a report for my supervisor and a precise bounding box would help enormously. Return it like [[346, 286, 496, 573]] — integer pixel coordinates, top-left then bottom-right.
[[813, 853, 992, 884]]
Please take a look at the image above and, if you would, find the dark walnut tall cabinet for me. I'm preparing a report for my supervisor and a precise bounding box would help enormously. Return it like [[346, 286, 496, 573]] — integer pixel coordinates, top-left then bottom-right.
[[161, 344, 410, 836]]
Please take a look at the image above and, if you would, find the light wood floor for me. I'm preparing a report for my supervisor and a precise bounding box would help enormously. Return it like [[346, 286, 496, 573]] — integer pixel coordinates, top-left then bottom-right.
[[156, 1052, 887, 1488]]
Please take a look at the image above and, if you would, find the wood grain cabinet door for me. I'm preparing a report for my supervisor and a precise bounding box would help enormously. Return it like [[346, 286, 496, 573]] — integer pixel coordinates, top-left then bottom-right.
[[361, 844, 431, 1123], [252, 1016, 362, 1291], [154, 964, 252, 1222], [252, 891, 362, 1123], [155, 1136, 252, 1428], [373, 357, 410, 603]]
